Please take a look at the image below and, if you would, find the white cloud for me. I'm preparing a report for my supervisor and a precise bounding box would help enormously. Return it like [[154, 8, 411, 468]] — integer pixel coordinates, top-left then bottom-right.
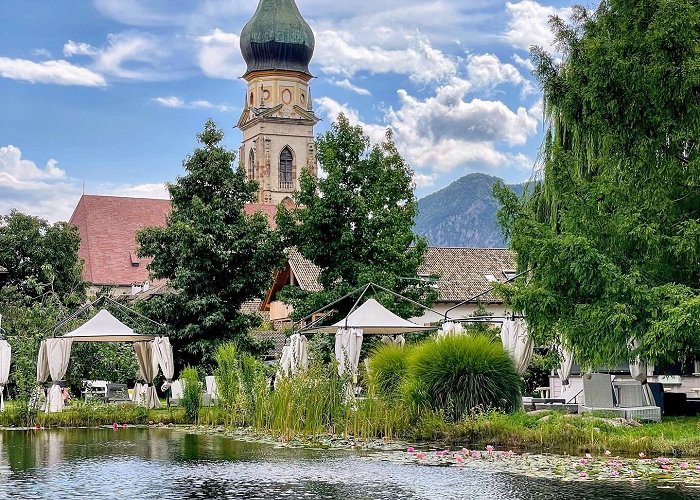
[[31, 48, 52, 59], [329, 78, 371, 96], [512, 53, 535, 71], [503, 1, 572, 51], [413, 172, 435, 188], [314, 30, 457, 83], [0, 145, 170, 222], [196, 29, 245, 79], [63, 40, 98, 57], [92, 32, 174, 80], [0, 57, 106, 86], [466, 53, 525, 90], [317, 72, 539, 177], [152, 95, 231, 112]]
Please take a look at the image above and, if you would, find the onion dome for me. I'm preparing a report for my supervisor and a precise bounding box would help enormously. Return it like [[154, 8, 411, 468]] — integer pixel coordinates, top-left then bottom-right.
[[240, 0, 315, 76]]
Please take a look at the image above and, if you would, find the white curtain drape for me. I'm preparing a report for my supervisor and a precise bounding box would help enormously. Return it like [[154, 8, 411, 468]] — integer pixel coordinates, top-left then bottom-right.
[[45, 338, 73, 413], [36, 340, 49, 384], [500, 318, 533, 375], [153, 337, 174, 392], [0, 340, 11, 411], [134, 341, 160, 409], [335, 328, 363, 377], [557, 344, 574, 386], [276, 345, 293, 381], [380, 335, 406, 347], [289, 333, 309, 374], [629, 338, 647, 383], [438, 322, 464, 338]]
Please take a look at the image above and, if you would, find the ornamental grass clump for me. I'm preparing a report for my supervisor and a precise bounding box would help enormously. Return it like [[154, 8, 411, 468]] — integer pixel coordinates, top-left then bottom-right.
[[367, 343, 411, 397], [404, 335, 521, 421], [181, 366, 201, 423], [214, 343, 240, 427]]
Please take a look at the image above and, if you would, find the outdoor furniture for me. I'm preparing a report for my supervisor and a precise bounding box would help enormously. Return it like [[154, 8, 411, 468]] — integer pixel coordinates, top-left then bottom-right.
[[532, 379, 582, 413], [663, 392, 688, 416], [580, 373, 626, 418], [614, 381, 661, 422], [82, 380, 108, 401], [106, 383, 130, 403]]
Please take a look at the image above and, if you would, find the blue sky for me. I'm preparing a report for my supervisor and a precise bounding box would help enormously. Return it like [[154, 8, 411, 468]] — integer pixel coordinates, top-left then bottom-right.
[[0, 0, 575, 221]]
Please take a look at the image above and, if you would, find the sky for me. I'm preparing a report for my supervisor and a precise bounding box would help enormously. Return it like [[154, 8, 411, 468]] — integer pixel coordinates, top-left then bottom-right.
[[0, 0, 576, 222]]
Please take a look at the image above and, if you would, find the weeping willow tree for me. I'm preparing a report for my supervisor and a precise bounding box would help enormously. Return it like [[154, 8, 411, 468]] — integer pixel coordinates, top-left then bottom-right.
[[495, 0, 700, 369]]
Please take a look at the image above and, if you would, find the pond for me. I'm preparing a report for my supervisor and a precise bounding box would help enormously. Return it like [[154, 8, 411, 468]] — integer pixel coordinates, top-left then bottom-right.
[[0, 428, 698, 499]]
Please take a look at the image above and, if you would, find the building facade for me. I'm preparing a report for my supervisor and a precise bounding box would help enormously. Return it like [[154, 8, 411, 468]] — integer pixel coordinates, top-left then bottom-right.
[[237, 0, 319, 205]]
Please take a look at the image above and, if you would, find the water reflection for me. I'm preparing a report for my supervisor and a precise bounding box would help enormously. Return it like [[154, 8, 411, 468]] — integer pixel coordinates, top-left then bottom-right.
[[0, 429, 697, 499]]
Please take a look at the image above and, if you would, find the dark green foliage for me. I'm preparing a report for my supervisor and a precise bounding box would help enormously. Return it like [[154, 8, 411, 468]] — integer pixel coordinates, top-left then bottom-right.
[[495, 0, 700, 369], [0, 211, 85, 308], [404, 335, 521, 421], [367, 343, 410, 396], [415, 173, 525, 247], [181, 366, 201, 422], [277, 114, 435, 320], [137, 120, 284, 369]]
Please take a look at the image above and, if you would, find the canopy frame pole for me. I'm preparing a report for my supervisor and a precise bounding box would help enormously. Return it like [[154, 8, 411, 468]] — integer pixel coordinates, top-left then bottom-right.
[[291, 283, 372, 333], [52, 294, 165, 336], [368, 282, 444, 319], [343, 284, 372, 330], [443, 268, 531, 320]]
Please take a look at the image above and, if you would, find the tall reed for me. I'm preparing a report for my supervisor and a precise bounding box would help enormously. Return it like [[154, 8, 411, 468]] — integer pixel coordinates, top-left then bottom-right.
[[181, 366, 201, 423]]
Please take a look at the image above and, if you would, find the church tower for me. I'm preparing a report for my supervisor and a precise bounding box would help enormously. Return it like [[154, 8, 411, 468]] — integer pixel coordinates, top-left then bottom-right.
[[237, 0, 319, 205]]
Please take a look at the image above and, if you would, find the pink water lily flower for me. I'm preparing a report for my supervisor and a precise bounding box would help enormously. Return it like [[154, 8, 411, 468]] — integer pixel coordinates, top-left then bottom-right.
[[455, 455, 464, 463], [486, 445, 494, 453], [461, 448, 468, 454], [471, 451, 480, 459], [610, 470, 619, 477], [639, 452, 646, 458], [578, 472, 588, 478], [579, 458, 588, 465], [680, 462, 689, 470], [407, 447, 415, 453], [660, 464, 670, 470], [505, 450, 514, 457], [604, 450, 611, 456], [416, 452, 426, 459]]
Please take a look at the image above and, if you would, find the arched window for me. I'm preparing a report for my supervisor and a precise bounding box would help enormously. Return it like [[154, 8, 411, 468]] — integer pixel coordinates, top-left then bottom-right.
[[248, 149, 255, 179], [279, 147, 293, 189]]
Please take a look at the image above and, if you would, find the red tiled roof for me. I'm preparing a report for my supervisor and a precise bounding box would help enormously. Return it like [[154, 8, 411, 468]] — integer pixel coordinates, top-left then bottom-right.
[[70, 195, 278, 286], [70, 195, 171, 286]]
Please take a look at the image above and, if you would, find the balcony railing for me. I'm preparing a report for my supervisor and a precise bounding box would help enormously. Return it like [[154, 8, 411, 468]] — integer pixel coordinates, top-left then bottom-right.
[[279, 181, 293, 190]]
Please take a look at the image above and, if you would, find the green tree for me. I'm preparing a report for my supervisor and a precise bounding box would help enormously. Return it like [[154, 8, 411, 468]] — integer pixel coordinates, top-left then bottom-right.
[[0, 211, 85, 308], [137, 120, 284, 369], [277, 114, 433, 320], [495, 1, 700, 369]]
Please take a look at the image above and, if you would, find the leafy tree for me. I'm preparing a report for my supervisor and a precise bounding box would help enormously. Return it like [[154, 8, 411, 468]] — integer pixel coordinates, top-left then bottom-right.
[[277, 114, 434, 320], [495, 1, 700, 369], [0, 211, 85, 308], [137, 120, 284, 369]]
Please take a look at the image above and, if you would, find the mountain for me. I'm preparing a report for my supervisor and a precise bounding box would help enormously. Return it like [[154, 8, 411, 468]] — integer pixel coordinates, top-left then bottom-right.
[[414, 173, 525, 248]]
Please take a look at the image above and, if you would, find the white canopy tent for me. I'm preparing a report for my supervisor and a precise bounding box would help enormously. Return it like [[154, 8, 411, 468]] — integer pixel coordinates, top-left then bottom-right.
[[37, 308, 173, 411], [276, 333, 309, 380], [302, 298, 434, 378], [0, 340, 11, 412]]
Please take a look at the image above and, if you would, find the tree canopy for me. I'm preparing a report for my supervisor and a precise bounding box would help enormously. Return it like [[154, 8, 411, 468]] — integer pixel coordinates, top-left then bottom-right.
[[495, 0, 700, 369], [137, 120, 284, 368], [277, 114, 434, 320], [0, 211, 85, 308]]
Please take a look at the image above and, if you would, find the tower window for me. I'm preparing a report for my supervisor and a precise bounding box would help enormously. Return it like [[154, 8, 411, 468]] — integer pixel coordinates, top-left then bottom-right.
[[279, 147, 293, 189], [248, 149, 256, 179]]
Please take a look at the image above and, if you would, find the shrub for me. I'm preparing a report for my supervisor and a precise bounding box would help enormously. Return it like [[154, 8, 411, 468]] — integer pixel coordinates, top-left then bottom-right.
[[404, 335, 521, 421], [367, 343, 411, 396], [180, 366, 201, 423]]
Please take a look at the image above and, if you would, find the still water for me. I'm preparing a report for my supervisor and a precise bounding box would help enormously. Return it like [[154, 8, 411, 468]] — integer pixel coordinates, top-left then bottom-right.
[[0, 428, 697, 499]]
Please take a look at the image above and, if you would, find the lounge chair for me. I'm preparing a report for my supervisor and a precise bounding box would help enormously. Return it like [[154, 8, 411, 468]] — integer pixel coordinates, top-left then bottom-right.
[[527, 379, 583, 413], [615, 381, 661, 422], [579, 373, 626, 418]]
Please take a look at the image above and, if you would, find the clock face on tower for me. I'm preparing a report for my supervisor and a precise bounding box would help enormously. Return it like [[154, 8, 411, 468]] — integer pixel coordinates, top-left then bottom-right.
[[263, 89, 270, 101]]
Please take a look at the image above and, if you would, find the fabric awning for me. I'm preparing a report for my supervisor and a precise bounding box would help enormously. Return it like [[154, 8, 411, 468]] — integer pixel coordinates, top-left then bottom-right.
[[304, 299, 435, 335], [62, 309, 156, 342]]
